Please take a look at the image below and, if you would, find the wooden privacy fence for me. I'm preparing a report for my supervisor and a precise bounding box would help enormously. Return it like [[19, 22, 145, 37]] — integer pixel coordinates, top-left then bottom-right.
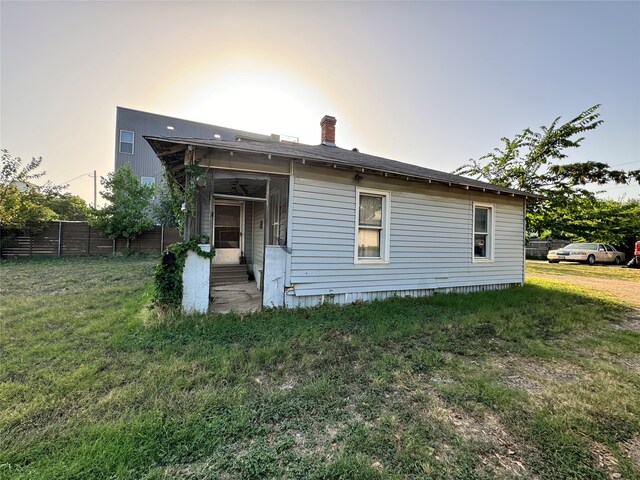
[[526, 238, 571, 258], [0, 221, 180, 257]]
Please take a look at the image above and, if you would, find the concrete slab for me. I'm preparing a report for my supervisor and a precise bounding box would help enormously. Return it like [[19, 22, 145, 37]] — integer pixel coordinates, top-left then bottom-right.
[[210, 281, 262, 314]]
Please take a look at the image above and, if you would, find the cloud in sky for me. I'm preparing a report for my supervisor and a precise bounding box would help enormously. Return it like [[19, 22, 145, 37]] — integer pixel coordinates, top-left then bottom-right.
[[1, 1, 638, 202]]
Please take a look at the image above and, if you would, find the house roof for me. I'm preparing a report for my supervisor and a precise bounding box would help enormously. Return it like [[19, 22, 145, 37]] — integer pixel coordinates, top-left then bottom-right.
[[144, 135, 543, 200]]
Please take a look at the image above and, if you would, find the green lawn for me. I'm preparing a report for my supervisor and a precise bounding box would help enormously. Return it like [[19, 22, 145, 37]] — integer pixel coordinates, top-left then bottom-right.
[[1, 257, 639, 479]]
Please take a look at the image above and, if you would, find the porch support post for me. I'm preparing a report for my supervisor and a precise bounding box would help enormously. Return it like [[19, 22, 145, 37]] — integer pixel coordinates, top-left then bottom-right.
[[522, 198, 527, 286], [57, 221, 63, 257], [209, 170, 214, 249], [184, 146, 195, 241], [184, 168, 191, 242], [261, 178, 270, 295]]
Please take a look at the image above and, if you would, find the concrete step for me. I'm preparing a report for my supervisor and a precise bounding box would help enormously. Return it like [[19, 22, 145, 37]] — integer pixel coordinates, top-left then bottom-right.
[[211, 264, 249, 286], [212, 281, 249, 287], [211, 265, 248, 272], [212, 278, 249, 284], [212, 274, 248, 282]]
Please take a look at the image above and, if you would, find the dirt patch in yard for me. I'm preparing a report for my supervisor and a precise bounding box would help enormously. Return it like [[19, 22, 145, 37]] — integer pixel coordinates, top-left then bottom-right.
[[490, 355, 586, 398], [620, 434, 640, 469], [615, 309, 640, 332], [529, 273, 640, 306], [424, 395, 538, 478], [589, 440, 624, 479]]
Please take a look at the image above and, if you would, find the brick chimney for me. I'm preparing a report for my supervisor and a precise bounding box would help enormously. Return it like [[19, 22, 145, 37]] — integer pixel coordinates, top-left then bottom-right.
[[320, 115, 336, 146]]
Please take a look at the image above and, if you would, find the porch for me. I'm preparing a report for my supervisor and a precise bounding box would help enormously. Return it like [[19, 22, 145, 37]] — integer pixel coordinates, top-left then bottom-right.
[[209, 281, 262, 314], [188, 168, 291, 313]]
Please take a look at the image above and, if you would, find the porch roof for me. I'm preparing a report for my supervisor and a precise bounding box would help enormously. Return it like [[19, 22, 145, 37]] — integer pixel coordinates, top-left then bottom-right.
[[144, 135, 544, 200]]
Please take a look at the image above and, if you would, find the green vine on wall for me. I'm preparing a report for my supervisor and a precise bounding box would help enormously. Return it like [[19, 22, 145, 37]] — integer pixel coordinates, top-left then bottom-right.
[[152, 235, 215, 309], [163, 164, 206, 237], [184, 164, 205, 215], [154, 163, 213, 309]]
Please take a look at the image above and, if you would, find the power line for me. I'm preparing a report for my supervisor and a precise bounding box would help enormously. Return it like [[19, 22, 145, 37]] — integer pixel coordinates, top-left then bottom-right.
[[598, 184, 639, 191], [62, 172, 92, 184], [609, 161, 640, 167], [61, 171, 98, 208]]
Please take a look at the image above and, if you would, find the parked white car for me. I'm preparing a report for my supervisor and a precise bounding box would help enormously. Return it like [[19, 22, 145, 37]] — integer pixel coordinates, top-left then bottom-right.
[[548, 243, 626, 265]]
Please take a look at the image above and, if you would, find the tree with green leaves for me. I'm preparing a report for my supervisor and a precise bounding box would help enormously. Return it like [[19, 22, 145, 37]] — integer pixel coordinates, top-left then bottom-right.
[[0, 184, 58, 233], [151, 182, 180, 228], [0, 149, 65, 233], [91, 164, 155, 249], [41, 193, 91, 221], [454, 105, 640, 250]]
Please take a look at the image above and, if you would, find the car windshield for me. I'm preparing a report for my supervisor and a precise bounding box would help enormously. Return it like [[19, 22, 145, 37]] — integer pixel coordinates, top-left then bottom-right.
[[564, 243, 597, 250]]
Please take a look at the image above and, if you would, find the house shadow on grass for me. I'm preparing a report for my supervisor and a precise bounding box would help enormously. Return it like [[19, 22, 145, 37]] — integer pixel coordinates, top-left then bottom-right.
[[131, 283, 632, 359]]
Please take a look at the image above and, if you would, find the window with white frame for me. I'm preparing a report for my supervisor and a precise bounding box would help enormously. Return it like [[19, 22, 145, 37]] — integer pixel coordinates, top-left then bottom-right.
[[473, 203, 494, 261], [355, 188, 390, 263], [119, 130, 134, 154], [141, 176, 156, 187]]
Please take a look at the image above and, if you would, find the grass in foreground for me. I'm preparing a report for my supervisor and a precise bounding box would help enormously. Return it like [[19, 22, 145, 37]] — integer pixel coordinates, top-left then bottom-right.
[[1, 257, 639, 479]]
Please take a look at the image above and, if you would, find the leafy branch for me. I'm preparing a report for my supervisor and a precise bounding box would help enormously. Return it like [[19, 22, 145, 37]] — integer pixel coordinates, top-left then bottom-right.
[[454, 105, 640, 249]]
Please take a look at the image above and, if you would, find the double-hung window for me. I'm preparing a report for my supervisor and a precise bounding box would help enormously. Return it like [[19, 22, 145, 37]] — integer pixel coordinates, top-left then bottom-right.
[[119, 130, 134, 154], [355, 188, 390, 264], [473, 202, 494, 261]]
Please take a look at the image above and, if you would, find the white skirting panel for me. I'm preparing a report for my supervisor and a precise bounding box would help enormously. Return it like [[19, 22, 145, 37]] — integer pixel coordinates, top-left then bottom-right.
[[284, 282, 522, 308], [182, 244, 211, 314]]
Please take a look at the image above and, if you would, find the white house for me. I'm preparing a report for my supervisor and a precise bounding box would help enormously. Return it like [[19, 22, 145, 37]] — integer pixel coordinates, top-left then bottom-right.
[[146, 115, 539, 312]]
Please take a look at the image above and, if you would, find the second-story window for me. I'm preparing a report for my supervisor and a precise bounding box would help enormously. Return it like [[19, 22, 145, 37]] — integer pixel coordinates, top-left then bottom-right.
[[119, 130, 134, 154]]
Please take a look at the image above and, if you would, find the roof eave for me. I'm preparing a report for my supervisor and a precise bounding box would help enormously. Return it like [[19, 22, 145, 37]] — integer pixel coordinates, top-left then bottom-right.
[[143, 135, 544, 200]]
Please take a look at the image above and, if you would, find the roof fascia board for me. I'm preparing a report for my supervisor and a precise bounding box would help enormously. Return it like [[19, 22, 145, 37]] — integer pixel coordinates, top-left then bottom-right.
[[143, 136, 544, 200]]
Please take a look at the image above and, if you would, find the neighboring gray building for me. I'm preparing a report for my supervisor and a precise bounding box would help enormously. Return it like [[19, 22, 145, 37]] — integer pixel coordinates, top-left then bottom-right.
[[114, 106, 276, 185]]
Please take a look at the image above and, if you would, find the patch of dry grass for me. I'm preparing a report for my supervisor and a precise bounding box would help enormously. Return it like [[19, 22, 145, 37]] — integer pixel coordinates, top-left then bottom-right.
[[527, 259, 640, 281]]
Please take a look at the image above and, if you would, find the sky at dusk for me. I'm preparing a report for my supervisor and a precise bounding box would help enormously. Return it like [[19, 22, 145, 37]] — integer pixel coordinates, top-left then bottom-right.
[[1, 1, 639, 203]]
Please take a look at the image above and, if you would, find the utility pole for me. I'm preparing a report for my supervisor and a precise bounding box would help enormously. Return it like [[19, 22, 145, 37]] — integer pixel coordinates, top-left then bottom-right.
[[62, 171, 98, 208]]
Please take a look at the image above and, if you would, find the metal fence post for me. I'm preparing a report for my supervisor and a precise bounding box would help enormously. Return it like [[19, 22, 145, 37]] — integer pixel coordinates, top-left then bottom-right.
[[57, 221, 62, 257]]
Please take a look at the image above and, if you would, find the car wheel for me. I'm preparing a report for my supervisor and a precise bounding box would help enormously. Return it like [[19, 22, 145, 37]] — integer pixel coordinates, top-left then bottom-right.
[[587, 254, 596, 266], [614, 256, 621, 265]]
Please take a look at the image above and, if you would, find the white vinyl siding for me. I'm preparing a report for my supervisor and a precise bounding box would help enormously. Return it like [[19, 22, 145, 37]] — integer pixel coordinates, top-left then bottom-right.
[[288, 165, 524, 299]]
